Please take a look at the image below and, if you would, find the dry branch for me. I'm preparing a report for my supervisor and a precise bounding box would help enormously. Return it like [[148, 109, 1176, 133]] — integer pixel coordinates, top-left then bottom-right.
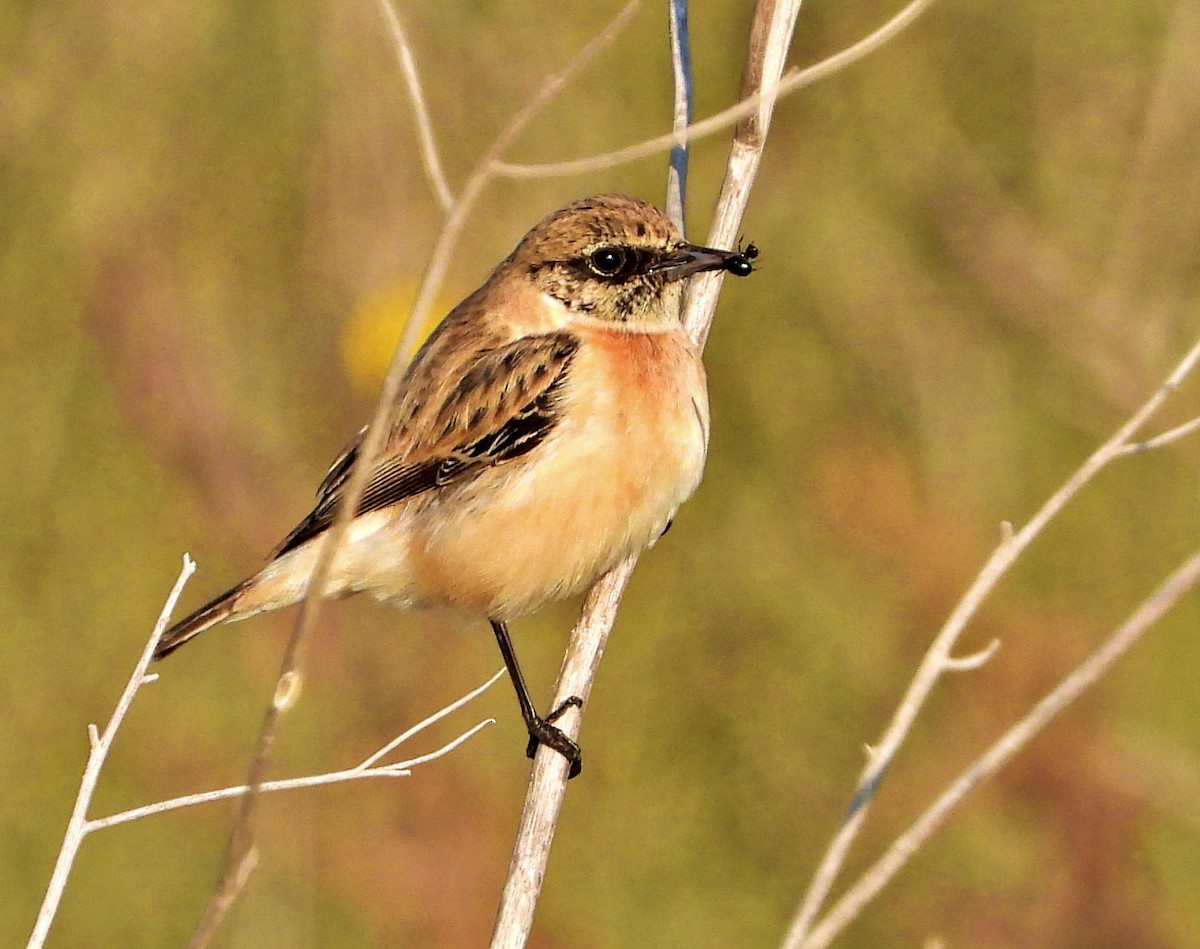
[[29, 555, 196, 949], [795, 549, 1200, 948], [784, 336, 1200, 946]]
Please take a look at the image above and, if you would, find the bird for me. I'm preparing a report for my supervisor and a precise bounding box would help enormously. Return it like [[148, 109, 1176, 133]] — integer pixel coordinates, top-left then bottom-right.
[[155, 193, 756, 777]]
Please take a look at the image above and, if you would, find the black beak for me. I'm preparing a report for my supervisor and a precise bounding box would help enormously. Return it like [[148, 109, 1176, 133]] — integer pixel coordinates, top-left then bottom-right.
[[654, 243, 752, 281]]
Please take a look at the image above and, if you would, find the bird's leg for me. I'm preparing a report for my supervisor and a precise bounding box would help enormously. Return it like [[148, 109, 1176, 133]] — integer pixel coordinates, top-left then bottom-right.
[[489, 620, 583, 778]]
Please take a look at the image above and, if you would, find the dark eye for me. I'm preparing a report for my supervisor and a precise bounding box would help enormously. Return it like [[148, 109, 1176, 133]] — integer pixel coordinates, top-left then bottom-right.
[[587, 246, 627, 277]]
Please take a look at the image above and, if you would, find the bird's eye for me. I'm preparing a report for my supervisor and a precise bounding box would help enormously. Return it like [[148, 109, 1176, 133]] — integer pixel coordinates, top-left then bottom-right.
[[587, 246, 627, 277]]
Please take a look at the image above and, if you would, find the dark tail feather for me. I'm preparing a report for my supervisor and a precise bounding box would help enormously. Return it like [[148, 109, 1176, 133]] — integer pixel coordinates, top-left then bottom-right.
[[154, 581, 248, 660]]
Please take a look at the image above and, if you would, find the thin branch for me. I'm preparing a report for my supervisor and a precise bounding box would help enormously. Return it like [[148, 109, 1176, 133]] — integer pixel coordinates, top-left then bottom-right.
[[374, 0, 454, 211], [798, 549, 1200, 949], [941, 638, 1001, 673], [393, 0, 642, 374], [29, 555, 197, 949], [1116, 413, 1200, 455], [665, 0, 694, 234], [89, 714, 496, 833], [489, 558, 639, 949], [190, 6, 642, 945], [684, 0, 802, 348], [783, 335, 1200, 946], [493, 0, 933, 181], [358, 667, 504, 769]]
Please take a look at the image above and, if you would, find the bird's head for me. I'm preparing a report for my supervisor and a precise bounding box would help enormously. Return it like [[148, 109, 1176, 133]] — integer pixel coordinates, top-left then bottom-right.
[[511, 194, 752, 326]]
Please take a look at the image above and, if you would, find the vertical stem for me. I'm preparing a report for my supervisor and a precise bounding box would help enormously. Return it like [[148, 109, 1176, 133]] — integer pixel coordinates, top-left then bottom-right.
[[683, 0, 803, 349], [666, 0, 694, 234], [490, 559, 638, 949]]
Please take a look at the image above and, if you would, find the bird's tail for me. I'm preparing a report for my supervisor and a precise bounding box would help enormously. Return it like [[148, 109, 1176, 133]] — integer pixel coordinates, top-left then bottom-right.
[[154, 580, 249, 660]]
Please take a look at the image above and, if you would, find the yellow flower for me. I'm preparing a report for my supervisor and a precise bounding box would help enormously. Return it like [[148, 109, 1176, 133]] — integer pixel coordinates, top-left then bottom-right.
[[339, 284, 446, 397]]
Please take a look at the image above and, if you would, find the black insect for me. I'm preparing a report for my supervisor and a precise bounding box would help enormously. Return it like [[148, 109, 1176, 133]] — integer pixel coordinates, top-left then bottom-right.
[[724, 240, 759, 277]]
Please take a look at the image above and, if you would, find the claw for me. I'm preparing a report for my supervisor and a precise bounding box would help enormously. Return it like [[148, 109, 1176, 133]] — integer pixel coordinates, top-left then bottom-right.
[[545, 694, 583, 723]]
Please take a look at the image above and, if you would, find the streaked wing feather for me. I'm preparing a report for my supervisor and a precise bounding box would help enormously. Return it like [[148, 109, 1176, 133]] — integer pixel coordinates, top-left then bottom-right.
[[270, 331, 578, 558]]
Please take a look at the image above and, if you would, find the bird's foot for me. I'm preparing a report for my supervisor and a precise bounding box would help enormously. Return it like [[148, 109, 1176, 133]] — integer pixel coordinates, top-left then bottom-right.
[[524, 695, 583, 778]]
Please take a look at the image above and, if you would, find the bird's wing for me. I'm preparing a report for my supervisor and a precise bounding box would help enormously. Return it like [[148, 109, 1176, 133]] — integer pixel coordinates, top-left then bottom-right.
[[269, 330, 579, 558]]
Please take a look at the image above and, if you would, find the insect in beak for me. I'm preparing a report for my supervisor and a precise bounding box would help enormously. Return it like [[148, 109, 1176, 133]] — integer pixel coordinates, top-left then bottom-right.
[[653, 241, 758, 281]]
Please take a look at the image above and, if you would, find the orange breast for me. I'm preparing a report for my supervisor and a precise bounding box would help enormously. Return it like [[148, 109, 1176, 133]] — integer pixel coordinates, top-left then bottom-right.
[[410, 323, 709, 620]]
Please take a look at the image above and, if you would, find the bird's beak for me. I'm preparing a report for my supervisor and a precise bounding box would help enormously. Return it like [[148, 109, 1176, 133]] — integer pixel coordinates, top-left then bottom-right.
[[653, 244, 742, 281]]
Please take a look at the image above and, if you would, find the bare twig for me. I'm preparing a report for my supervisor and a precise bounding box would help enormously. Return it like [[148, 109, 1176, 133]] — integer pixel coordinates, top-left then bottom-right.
[[783, 335, 1200, 947], [191, 6, 642, 945], [88, 671, 502, 832], [1116, 413, 1200, 455], [374, 0, 454, 211], [357, 667, 503, 768], [29, 555, 196, 949], [798, 549, 1200, 949], [941, 638, 1001, 673], [90, 719, 495, 831], [493, 0, 933, 181], [490, 558, 639, 949]]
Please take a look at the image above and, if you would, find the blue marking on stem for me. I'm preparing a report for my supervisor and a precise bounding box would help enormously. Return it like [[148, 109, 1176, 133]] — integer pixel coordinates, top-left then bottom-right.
[[844, 757, 892, 822], [669, 0, 693, 227]]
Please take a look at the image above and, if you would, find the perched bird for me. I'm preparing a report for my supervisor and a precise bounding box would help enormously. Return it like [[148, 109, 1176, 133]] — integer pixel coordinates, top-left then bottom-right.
[[156, 194, 755, 776]]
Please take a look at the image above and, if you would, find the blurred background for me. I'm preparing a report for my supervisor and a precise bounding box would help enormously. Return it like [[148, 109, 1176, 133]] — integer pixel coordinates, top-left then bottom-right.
[[4, 0, 1200, 945]]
